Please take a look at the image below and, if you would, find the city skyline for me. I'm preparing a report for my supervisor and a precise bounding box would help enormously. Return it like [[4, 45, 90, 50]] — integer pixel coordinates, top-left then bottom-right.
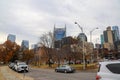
[[0, 0, 120, 46]]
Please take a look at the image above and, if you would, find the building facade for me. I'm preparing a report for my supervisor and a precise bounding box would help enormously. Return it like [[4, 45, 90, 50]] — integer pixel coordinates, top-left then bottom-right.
[[7, 34, 16, 42], [103, 26, 114, 44], [103, 26, 114, 50], [21, 40, 29, 50], [100, 34, 104, 47], [77, 33, 87, 42], [54, 25, 66, 48], [112, 26, 119, 41], [54, 26, 66, 41]]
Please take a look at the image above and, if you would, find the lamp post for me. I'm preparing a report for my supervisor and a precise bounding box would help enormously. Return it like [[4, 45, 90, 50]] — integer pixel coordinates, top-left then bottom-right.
[[75, 22, 85, 70], [90, 27, 99, 43], [75, 22, 83, 33], [90, 27, 98, 62]]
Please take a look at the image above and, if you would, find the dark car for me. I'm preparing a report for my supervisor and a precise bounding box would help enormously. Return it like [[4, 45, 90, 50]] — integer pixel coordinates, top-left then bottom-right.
[[55, 65, 75, 73]]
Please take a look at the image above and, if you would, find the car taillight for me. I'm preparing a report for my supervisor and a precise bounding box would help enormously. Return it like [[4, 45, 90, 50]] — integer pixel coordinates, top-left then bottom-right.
[[96, 75, 101, 80]]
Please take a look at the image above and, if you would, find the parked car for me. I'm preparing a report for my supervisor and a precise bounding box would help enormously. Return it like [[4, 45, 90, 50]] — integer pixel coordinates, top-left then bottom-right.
[[8, 62, 15, 69], [55, 65, 75, 73], [65, 61, 75, 64], [14, 62, 29, 72], [75, 60, 81, 64], [96, 60, 120, 80]]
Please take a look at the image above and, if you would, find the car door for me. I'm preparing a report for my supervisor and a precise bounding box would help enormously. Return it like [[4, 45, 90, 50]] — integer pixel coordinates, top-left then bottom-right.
[[99, 63, 120, 80]]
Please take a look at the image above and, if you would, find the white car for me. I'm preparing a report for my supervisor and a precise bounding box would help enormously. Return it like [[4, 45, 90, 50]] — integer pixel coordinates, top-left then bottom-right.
[[14, 62, 29, 72], [96, 60, 120, 80]]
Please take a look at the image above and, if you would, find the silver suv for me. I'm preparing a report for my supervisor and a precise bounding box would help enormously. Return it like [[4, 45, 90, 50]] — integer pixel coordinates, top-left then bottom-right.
[[96, 60, 120, 80], [14, 62, 29, 72]]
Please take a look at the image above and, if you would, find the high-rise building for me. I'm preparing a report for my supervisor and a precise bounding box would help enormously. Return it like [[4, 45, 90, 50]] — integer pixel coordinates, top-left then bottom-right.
[[100, 34, 104, 46], [21, 40, 29, 50], [31, 44, 38, 49], [54, 26, 66, 41], [112, 26, 119, 41], [7, 34, 16, 42], [103, 26, 114, 44], [103, 26, 114, 50], [54, 25, 66, 48], [31, 44, 38, 53], [77, 33, 87, 42]]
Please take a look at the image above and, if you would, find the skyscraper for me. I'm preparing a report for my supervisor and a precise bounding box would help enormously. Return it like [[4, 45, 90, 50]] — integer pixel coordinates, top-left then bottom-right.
[[21, 40, 29, 50], [54, 25, 66, 48], [77, 33, 87, 42], [112, 26, 119, 41], [7, 34, 16, 42], [103, 26, 114, 44], [54, 26, 66, 41], [100, 34, 104, 46], [103, 26, 114, 50]]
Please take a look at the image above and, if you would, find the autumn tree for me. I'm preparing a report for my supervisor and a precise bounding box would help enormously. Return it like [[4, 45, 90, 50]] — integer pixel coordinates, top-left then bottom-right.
[[61, 37, 82, 64], [22, 49, 34, 64], [1, 40, 20, 63], [0, 44, 6, 63]]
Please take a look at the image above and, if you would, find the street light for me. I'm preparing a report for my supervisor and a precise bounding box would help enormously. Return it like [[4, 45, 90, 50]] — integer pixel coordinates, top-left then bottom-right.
[[75, 22, 83, 33], [75, 22, 85, 70], [90, 27, 98, 62], [90, 27, 99, 43]]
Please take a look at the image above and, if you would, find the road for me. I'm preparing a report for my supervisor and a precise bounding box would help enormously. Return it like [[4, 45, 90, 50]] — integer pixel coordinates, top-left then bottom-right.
[[25, 68, 97, 80]]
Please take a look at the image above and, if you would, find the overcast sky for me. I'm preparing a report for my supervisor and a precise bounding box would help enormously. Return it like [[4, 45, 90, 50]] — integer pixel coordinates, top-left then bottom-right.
[[0, 0, 120, 47]]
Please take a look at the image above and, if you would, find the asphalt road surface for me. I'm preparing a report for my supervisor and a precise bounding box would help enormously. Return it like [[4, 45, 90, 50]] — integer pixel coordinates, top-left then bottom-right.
[[25, 68, 97, 80]]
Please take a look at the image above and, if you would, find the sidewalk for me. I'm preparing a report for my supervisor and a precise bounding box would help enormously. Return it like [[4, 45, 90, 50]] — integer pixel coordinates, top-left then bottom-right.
[[0, 66, 34, 80]]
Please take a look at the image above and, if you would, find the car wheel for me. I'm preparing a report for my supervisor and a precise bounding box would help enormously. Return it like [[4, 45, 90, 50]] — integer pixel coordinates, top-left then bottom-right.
[[55, 69, 58, 72], [64, 70, 67, 73], [16, 70, 19, 72]]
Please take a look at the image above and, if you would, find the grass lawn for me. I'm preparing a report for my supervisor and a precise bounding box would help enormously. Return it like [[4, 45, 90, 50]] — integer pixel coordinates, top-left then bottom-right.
[[71, 63, 97, 70], [32, 63, 98, 70]]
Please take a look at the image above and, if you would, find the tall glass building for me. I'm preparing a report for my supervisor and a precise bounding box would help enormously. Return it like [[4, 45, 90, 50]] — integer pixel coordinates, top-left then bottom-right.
[[54, 26, 66, 41], [21, 40, 29, 50], [77, 33, 87, 42], [112, 26, 119, 41], [7, 34, 16, 42], [54, 25, 66, 48], [100, 34, 104, 46]]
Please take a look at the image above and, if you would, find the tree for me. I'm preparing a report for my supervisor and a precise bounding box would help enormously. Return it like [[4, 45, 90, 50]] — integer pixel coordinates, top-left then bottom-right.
[[22, 49, 34, 64], [1, 40, 20, 63], [38, 32, 54, 67], [39, 32, 54, 48]]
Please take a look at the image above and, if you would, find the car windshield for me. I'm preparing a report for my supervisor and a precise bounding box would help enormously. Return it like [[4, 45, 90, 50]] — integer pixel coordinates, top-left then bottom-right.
[[106, 63, 120, 74], [60, 65, 70, 68], [19, 63, 26, 65]]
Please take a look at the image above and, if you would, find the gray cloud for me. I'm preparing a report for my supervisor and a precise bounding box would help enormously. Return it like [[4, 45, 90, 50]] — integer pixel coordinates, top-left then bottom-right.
[[0, 0, 120, 46]]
